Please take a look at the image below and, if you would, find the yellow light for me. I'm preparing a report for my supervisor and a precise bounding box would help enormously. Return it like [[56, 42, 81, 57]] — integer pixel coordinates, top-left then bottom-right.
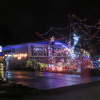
[[18, 57, 21, 59], [5, 54, 7, 57], [50, 36, 55, 42], [14, 53, 27, 59], [14, 54, 18, 57], [25, 53, 27, 56]]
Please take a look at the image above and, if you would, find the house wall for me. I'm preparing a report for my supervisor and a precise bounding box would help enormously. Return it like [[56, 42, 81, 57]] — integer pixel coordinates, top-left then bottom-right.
[[3, 44, 28, 69], [0, 57, 4, 62]]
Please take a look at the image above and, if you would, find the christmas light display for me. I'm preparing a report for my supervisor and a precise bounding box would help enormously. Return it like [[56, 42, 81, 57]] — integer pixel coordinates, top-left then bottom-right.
[[36, 32, 48, 40], [28, 36, 93, 73], [13, 53, 27, 59], [2, 14, 100, 73], [73, 34, 80, 46], [73, 22, 99, 29], [90, 55, 99, 69], [99, 57, 100, 68], [37, 26, 100, 42], [36, 14, 100, 42], [50, 36, 55, 42], [71, 23, 100, 41], [69, 15, 100, 41], [46, 27, 69, 34], [35, 22, 96, 72], [68, 15, 87, 21], [2, 44, 28, 51]]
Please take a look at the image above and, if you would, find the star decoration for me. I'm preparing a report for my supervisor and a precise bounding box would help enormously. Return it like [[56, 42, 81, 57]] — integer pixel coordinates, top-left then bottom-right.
[[50, 36, 55, 42]]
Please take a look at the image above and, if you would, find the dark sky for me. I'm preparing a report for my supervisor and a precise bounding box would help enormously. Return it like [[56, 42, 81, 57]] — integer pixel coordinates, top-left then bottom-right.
[[0, 0, 100, 46]]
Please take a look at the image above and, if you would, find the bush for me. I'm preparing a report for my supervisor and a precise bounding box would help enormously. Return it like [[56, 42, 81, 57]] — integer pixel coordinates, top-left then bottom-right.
[[25, 59, 33, 68]]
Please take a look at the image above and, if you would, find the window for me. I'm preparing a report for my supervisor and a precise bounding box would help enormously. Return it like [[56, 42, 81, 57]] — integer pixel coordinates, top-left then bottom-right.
[[33, 47, 43, 56], [44, 47, 47, 56], [48, 46, 52, 56]]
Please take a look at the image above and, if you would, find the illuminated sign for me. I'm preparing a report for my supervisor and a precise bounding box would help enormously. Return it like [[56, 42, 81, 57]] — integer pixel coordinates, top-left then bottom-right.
[[0, 46, 2, 52], [13, 53, 27, 59]]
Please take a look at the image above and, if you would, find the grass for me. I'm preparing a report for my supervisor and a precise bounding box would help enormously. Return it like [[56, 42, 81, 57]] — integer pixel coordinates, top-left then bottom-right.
[[0, 80, 42, 99]]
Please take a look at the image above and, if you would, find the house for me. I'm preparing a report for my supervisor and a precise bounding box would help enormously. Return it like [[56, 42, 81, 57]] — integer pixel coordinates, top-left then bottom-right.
[[1, 40, 71, 69], [1, 37, 97, 70]]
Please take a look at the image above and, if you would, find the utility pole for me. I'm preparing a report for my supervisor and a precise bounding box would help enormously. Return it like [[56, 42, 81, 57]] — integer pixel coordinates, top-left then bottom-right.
[[70, 24, 71, 45], [68, 24, 71, 48]]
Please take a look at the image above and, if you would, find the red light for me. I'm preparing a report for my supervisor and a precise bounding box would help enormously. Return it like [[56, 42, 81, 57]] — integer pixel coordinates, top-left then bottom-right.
[[99, 58, 100, 61], [14, 54, 18, 57], [23, 54, 25, 57]]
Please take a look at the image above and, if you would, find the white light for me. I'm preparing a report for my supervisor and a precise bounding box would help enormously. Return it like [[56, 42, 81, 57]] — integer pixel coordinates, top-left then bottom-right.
[[73, 34, 79, 46], [0, 46, 2, 52], [55, 42, 62, 44], [8, 54, 11, 57]]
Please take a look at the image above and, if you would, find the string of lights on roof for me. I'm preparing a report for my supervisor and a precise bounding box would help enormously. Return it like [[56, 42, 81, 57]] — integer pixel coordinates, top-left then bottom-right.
[[45, 27, 69, 34], [36, 32, 48, 40], [36, 14, 100, 42], [35, 18, 100, 53], [71, 25, 100, 41], [69, 15, 100, 41], [73, 23, 99, 29], [36, 29, 91, 49], [68, 15, 87, 21], [36, 27, 99, 42], [71, 23, 99, 37], [2, 44, 28, 51], [39, 28, 100, 40]]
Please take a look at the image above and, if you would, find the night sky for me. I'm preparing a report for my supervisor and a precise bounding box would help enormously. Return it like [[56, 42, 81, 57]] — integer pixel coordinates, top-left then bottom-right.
[[0, 0, 100, 46]]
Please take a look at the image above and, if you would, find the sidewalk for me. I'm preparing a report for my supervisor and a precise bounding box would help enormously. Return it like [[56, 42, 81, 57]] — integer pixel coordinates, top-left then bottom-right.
[[1, 84, 100, 100]]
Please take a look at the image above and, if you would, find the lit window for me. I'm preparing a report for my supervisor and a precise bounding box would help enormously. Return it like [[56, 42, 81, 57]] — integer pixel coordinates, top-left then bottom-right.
[[33, 47, 43, 56]]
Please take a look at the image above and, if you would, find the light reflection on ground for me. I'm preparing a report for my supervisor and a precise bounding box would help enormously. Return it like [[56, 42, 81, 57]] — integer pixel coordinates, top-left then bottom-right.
[[1, 70, 100, 90]]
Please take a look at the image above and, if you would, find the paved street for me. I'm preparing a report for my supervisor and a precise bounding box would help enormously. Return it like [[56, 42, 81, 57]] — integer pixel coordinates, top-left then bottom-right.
[[2, 70, 100, 90]]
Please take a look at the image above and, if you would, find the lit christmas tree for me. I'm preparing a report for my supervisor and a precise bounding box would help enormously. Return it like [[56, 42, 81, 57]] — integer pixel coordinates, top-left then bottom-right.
[[25, 59, 33, 68]]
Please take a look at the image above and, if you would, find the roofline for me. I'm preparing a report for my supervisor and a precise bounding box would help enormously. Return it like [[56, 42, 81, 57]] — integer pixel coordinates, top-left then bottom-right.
[[3, 40, 49, 47]]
